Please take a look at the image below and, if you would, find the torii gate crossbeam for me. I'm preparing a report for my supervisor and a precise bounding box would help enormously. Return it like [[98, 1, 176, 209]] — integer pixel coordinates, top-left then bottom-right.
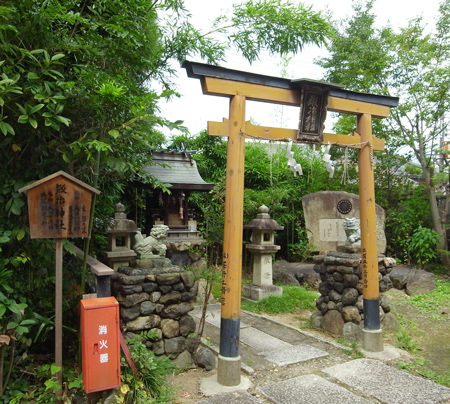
[[183, 61, 399, 387]]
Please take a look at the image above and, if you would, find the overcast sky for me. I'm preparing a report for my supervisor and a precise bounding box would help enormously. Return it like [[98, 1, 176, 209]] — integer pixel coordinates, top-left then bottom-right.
[[158, 0, 442, 138]]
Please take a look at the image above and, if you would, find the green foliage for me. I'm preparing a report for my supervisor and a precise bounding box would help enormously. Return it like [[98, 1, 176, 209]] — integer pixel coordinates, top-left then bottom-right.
[[189, 262, 222, 289], [288, 228, 315, 261], [397, 330, 420, 352], [159, 0, 331, 65], [119, 334, 175, 404], [408, 278, 450, 314], [0, 0, 328, 398], [408, 226, 441, 267], [318, 1, 390, 92], [9, 364, 61, 403], [231, 0, 331, 62], [386, 282, 450, 387], [0, 292, 35, 340], [0, 274, 37, 398], [170, 132, 346, 262], [3, 363, 83, 403], [0, 0, 172, 352], [241, 285, 318, 313], [189, 183, 226, 265], [0, 2, 332, 374], [397, 357, 450, 387], [318, 0, 450, 261], [385, 187, 431, 261], [338, 340, 364, 359]]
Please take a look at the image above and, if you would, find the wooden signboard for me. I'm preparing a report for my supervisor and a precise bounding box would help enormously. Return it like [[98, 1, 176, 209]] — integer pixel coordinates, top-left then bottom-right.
[[19, 171, 100, 400], [298, 85, 329, 143], [19, 171, 100, 239]]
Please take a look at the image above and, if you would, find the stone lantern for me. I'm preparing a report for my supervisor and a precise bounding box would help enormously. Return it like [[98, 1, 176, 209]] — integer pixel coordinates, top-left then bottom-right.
[[243, 205, 284, 301], [105, 203, 138, 269]]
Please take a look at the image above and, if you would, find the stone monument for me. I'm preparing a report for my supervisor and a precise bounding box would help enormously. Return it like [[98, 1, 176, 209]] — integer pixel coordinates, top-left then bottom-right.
[[242, 205, 284, 301], [302, 191, 386, 253]]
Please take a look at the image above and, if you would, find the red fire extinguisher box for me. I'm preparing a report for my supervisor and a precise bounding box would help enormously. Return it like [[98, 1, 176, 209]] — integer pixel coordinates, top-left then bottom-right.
[[80, 297, 121, 393]]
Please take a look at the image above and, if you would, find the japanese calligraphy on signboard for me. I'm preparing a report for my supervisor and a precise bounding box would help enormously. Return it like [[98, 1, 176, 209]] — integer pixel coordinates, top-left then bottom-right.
[[292, 79, 344, 144], [19, 171, 100, 239], [297, 84, 329, 143]]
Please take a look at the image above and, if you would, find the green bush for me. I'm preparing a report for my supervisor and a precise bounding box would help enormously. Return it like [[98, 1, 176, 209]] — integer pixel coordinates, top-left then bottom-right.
[[385, 188, 431, 262], [241, 285, 318, 314], [118, 333, 175, 404], [4, 363, 83, 403], [288, 227, 315, 262], [408, 226, 441, 267]]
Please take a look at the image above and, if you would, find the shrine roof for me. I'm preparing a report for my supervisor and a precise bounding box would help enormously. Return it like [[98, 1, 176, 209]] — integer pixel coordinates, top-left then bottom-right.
[[182, 61, 399, 108], [142, 151, 213, 191]]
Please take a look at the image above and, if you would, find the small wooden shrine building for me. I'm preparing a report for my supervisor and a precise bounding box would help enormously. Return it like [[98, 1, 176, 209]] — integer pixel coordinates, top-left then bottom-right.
[[141, 151, 213, 242]]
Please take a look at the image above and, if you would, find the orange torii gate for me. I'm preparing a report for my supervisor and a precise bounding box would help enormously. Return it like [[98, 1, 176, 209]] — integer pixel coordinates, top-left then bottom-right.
[[183, 61, 398, 387]]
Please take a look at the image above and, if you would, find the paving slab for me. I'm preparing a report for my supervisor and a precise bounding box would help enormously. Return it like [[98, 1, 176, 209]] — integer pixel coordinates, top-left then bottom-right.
[[323, 358, 450, 404], [257, 374, 371, 404], [242, 309, 347, 349], [194, 391, 263, 404], [260, 344, 329, 366], [240, 327, 292, 352], [192, 306, 249, 329]]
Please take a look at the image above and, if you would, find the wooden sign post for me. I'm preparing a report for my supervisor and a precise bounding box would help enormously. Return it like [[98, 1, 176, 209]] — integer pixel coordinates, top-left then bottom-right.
[[183, 61, 399, 387], [19, 171, 100, 396]]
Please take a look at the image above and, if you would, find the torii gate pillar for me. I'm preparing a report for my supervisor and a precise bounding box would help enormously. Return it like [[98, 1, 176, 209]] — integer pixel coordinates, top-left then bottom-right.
[[217, 95, 246, 386], [358, 113, 383, 350]]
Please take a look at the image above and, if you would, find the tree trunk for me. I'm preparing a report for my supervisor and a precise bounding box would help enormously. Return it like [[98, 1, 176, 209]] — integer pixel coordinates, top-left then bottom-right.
[[422, 162, 449, 267]]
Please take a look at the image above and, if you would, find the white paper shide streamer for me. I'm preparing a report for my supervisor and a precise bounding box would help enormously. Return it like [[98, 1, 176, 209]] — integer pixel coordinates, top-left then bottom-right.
[[323, 143, 335, 178], [286, 140, 303, 176]]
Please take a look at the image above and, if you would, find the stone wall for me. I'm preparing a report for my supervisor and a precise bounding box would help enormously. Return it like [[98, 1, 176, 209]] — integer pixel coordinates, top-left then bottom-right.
[[111, 262, 198, 360], [311, 251, 396, 337]]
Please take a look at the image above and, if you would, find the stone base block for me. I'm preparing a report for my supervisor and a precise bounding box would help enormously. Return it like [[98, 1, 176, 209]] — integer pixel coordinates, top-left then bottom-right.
[[242, 284, 282, 301], [200, 372, 252, 397], [361, 343, 407, 361], [217, 355, 242, 386], [362, 328, 383, 352]]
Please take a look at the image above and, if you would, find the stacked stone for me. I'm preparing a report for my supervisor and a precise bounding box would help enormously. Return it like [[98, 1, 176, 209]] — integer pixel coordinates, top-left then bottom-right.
[[112, 263, 198, 359], [312, 251, 396, 336]]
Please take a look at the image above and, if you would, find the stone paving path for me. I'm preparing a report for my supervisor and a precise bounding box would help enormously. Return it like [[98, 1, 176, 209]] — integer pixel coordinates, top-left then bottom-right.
[[191, 304, 450, 404]]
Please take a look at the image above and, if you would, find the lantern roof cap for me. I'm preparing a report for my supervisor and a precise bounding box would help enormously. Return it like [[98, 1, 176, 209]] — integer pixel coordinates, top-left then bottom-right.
[[244, 205, 284, 231], [106, 203, 138, 234]]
